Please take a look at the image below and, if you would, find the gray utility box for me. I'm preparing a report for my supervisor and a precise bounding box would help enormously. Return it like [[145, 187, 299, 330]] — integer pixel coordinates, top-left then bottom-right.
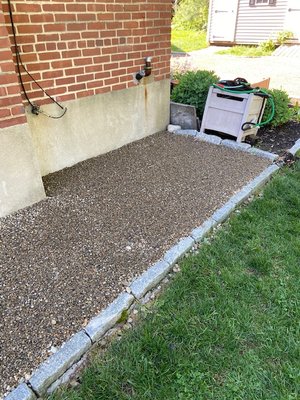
[[200, 87, 266, 142]]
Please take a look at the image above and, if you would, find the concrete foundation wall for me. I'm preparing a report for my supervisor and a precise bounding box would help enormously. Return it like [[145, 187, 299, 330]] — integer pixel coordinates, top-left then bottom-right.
[[0, 79, 169, 217], [0, 124, 46, 218], [27, 78, 170, 176]]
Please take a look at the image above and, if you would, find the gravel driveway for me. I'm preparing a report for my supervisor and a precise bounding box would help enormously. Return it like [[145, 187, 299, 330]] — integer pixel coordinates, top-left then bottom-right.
[[172, 49, 300, 99], [0, 132, 270, 397]]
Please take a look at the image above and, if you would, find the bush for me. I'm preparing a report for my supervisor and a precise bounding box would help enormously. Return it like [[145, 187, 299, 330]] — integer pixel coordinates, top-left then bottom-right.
[[291, 102, 300, 123], [277, 30, 294, 45], [258, 39, 276, 53], [262, 88, 293, 127], [171, 70, 219, 118]]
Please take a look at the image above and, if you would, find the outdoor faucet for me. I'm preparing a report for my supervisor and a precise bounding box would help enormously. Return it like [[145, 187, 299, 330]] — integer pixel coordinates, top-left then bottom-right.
[[133, 57, 152, 84]]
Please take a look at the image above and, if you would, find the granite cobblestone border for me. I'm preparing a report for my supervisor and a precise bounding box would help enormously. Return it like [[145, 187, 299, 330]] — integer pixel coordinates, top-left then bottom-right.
[[168, 126, 279, 162], [288, 138, 300, 156], [4, 135, 283, 400]]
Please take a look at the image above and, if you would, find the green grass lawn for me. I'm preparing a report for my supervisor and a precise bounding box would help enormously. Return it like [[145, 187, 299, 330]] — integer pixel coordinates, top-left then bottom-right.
[[217, 45, 274, 57], [50, 162, 300, 400], [171, 29, 207, 53]]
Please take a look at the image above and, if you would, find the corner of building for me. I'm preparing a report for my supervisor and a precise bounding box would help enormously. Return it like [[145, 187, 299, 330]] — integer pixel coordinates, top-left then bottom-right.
[[0, 123, 46, 218]]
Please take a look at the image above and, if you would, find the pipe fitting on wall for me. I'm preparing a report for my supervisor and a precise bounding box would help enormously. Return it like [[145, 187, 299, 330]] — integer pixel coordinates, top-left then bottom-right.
[[133, 57, 152, 84]]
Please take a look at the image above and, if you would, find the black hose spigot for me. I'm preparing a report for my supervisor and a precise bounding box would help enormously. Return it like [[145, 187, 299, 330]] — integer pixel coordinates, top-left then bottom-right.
[[133, 56, 152, 84]]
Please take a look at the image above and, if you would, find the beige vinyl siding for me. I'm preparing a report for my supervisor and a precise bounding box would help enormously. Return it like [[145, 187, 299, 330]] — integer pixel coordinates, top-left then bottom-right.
[[235, 0, 288, 44]]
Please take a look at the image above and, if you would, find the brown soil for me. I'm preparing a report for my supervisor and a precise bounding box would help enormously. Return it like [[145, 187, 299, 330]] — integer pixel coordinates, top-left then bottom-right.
[[255, 121, 300, 156]]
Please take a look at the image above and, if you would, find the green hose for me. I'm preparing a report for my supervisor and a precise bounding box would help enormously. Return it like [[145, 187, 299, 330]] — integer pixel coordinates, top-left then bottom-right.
[[212, 83, 275, 129]]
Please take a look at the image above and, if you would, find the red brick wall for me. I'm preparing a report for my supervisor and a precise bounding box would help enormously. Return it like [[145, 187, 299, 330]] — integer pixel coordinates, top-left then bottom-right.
[[1, 0, 171, 128], [0, 4, 26, 129]]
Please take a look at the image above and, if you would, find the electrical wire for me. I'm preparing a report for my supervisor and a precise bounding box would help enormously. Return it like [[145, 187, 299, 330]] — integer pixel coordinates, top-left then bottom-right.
[[7, 0, 67, 119]]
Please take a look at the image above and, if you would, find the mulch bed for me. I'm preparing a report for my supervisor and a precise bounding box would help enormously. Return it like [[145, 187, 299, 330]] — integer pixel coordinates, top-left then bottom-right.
[[255, 121, 300, 156]]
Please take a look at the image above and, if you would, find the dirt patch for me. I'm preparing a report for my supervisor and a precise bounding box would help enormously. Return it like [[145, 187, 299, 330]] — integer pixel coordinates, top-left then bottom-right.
[[255, 121, 300, 156]]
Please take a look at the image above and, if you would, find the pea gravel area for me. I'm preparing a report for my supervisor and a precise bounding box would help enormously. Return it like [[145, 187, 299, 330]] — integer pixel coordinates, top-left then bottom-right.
[[0, 132, 270, 397]]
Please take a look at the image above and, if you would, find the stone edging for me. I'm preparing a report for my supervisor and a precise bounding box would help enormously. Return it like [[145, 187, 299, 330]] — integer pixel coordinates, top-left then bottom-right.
[[4, 153, 282, 400], [170, 128, 279, 162], [288, 138, 300, 156]]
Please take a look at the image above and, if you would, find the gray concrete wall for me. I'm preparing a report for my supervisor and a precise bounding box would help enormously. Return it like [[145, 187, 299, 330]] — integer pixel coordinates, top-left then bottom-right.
[[0, 78, 169, 217], [27, 78, 170, 176], [0, 124, 46, 218]]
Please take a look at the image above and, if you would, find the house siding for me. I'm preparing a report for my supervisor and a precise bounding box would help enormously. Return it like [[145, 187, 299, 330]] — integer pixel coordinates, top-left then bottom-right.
[[235, 0, 288, 44]]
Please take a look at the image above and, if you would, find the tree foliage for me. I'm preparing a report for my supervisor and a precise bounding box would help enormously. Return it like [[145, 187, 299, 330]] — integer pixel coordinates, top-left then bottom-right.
[[172, 0, 209, 31]]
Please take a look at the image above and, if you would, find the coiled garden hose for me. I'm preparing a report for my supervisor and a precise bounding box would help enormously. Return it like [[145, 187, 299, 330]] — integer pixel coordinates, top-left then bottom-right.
[[212, 83, 275, 131]]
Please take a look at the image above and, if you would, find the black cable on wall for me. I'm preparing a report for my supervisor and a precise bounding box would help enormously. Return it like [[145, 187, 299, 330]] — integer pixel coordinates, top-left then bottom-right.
[[6, 0, 67, 119]]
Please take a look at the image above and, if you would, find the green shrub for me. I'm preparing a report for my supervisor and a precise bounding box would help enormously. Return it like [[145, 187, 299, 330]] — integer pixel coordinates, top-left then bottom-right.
[[277, 30, 294, 45], [289, 102, 300, 123], [171, 70, 219, 118], [262, 88, 293, 127], [258, 39, 276, 53]]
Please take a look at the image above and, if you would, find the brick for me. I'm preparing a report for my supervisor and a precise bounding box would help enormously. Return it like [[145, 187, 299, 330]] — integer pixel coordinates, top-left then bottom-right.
[[37, 34, 60, 42], [87, 80, 104, 89], [104, 77, 119, 86], [76, 89, 94, 99], [95, 86, 110, 95], [62, 50, 81, 59], [66, 4, 87, 12], [0, 108, 11, 118], [77, 74, 94, 83], [0, 62, 15, 73], [0, 115, 27, 129], [46, 43, 57, 51], [111, 83, 127, 91], [43, 4, 65, 12], [103, 62, 119, 71], [97, 13, 114, 21], [39, 52, 61, 61], [17, 24, 43, 34], [55, 14, 77, 23], [65, 67, 84, 76], [30, 14, 54, 23], [56, 77, 75, 86], [44, 24, 66, 32], [0, 96, 21, 107], [16, 3, 41, 12], [68, 83, 86, 92], [11, 105, 25, 116]]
